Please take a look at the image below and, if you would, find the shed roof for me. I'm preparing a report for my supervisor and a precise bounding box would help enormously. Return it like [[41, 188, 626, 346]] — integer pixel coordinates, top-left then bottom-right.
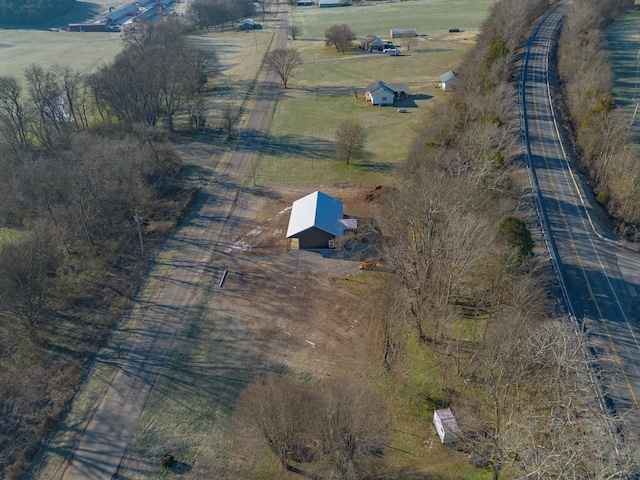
[[440, 70, 458, 83], [286, 191, 344, 239]]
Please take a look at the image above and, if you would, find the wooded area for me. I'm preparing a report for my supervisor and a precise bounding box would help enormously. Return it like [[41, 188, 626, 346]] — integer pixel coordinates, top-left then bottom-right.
[[0, 19, 215, 479], [0, 0, 75, 26], [556, 0, 640, 240]]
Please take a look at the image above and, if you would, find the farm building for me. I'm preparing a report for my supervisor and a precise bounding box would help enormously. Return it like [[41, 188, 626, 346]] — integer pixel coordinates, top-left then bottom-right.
[[68, 22, 109, 32], [318, 0, 348, 7], [440, 70, 460, 91], [237, 18, 256, 31], [364, 81, 409, 106], [132, 5, 163, 23], [286, 191, 344, 249], [390, 28, 417, 38], [433, 408, 460, 444], [359, 35, 385, 52]]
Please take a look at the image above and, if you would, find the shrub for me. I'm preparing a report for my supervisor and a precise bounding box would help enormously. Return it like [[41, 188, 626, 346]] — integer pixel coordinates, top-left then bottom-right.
[[595, 190, 610, 205], [499, 216, 534, 259], [160, 452, 176, 471]]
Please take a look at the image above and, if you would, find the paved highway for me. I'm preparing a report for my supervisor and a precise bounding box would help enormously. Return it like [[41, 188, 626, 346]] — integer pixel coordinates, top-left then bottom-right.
[[522, 1, 640, 430]]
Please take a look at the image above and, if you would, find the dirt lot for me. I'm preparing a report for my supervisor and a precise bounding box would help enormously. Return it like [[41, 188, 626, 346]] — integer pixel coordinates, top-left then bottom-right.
[[215, 185, 389, 378], [107, 185, 393, 479]]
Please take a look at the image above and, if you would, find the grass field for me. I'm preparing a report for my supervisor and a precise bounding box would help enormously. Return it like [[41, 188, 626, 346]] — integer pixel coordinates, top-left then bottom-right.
[[255, 0, 494, 187], [292, 0, 495, 40], [0, 29, 123, 78], [607, 9, 640, 145]]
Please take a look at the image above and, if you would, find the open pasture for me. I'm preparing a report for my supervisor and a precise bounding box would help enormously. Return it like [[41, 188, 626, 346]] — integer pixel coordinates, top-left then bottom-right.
[[0, 0, 130, 78], [291, 0, 495, 41], [256, 0, 496, 186], [0, 29, 122, 78]]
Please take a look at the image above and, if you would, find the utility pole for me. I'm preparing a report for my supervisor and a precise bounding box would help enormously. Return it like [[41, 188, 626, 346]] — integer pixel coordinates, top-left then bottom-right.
[[133, 208, 144, 255]]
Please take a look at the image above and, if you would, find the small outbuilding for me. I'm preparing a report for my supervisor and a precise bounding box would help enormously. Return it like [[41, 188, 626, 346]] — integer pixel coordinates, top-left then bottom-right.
[[440, 70, 460, 92], [433, 408, 460, 444], [318, 0, 347, 6], [390, 28, 417, 39], [286, 191, 344, 249]]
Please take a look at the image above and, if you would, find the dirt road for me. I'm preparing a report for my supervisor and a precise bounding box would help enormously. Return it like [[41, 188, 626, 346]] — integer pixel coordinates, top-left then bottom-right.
[[56, 15, 290, 480]]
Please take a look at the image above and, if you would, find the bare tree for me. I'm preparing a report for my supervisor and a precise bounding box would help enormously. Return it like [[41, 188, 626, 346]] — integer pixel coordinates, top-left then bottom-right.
[[234, 374, 313, 471], [335, 120, 366, 164], [255, 0, 272, 23], [315, 378, 389, 480], [325, 24, 356, 53], [0, 75, 31, 151], [289, 24, 301, 40], [52, 64, 90, 131], [264, 48, 302, 88], [0, 221, 61, 343], [221, 103, 240, 140], [402, 30, 415, 51]]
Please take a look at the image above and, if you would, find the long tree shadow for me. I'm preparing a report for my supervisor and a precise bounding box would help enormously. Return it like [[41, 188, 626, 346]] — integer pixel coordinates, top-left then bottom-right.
[[236, 130, 336, 160]]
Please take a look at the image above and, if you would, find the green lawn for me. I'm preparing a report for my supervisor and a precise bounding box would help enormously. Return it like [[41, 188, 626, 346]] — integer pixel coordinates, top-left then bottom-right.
[[254, 0, 493, 187]]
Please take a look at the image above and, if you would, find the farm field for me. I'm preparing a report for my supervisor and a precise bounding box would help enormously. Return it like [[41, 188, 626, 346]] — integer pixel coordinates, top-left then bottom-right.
[[0, 29, 122, 77], [32, 1, 496, 479]]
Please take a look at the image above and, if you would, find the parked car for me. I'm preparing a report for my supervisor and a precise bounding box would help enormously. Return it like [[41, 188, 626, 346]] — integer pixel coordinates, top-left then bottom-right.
[[397, 108, 407, 113], [387, 48, 400, 56]]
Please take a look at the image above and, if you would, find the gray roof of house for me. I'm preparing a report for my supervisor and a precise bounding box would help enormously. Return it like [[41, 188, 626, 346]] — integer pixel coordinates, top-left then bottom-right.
[[286, 191, 344, 238], [365, 80, 409, 94]]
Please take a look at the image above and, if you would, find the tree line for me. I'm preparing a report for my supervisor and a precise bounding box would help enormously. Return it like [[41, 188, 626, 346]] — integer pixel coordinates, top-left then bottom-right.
[[0, 0, 75, 25], [0, 18, 215, 479], [187, 0, 254, 30], [377, 0, 640, 476], [556, 0, 640, 239]]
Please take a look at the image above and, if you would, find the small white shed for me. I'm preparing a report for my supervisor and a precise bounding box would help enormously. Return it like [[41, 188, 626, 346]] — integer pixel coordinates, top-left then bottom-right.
[[439, 70, 460, 92], [433, 408, 460, 444]]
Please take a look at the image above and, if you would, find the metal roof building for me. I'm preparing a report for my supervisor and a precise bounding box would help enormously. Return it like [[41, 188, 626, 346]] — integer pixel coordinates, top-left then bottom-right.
[[433, 408, 460, 444], [286, 191, 344, 249]]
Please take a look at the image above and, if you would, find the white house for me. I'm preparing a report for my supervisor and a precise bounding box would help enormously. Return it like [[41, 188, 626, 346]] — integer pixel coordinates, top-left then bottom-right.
[[433, 408, 460, 444], [440, 70, 461, 92], [364, 81, 409, 106]]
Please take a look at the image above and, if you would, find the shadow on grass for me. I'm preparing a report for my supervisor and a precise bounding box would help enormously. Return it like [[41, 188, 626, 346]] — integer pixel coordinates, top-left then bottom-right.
[[236, 129, 336, 160], [3, 1, 105, 30], [354, 161, 395, 173]]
